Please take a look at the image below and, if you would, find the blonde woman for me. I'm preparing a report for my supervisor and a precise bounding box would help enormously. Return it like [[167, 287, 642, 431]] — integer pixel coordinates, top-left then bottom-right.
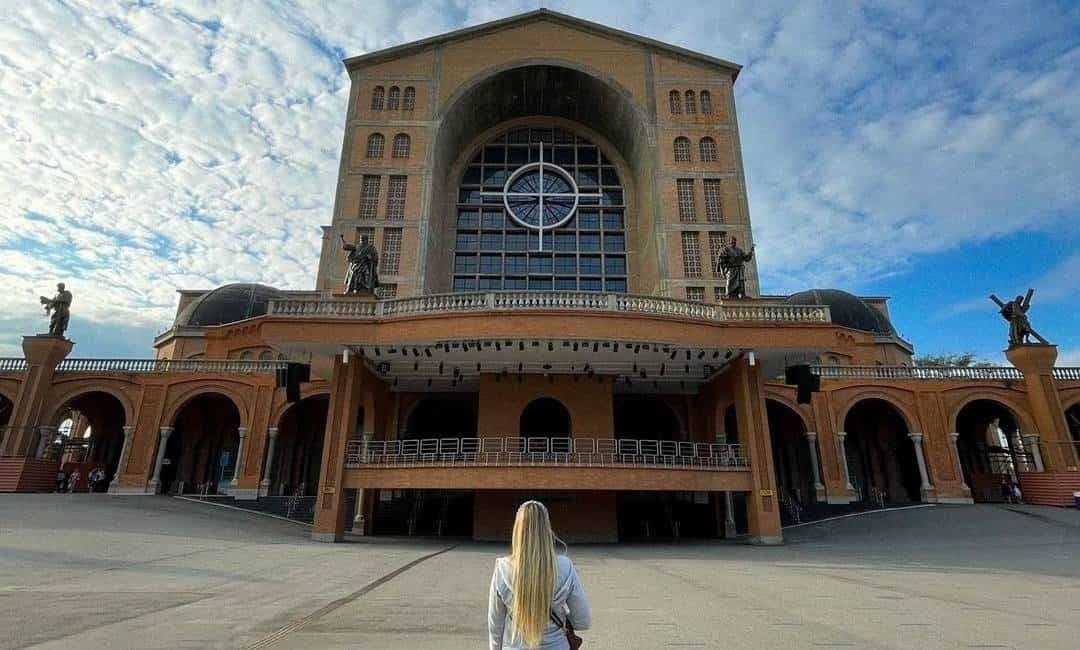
[[488, 501, 591, 650]]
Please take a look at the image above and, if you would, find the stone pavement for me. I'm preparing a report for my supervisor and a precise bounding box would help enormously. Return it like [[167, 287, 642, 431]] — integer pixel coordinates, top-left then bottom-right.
[[1, 495, 1078, 649]]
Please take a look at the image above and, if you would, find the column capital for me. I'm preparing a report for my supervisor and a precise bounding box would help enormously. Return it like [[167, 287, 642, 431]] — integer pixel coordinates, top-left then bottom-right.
[[804, 431, 818, 440], [122, 425, 135, 435], [159, 426, 174, 438], [268, 426, 279, 439], [949, 431, 960, 442], [237, 426, 248, 439], [1021, 433, 1041, 442], [38, 425, 58, 433], [907, 432, 924, 442], [835, 430, 847, 439]]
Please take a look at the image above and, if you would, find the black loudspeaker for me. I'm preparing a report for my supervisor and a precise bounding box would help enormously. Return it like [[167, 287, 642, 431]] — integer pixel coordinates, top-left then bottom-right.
[[785, 364, 821, 404], [278, 363, 311, 403]]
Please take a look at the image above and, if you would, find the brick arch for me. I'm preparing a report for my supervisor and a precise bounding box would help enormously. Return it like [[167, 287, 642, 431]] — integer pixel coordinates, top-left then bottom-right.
[[0, 379, 18, 406], [835, 389, 919, 433], [271, 387, 331, 428], [946, 390, 1038, 436], [41, 380, 138, 427], [519, 395, 573, 435], [162, 382, 253, 428], [762, 388, 812, 431], [1061, 390, 1080, 412]]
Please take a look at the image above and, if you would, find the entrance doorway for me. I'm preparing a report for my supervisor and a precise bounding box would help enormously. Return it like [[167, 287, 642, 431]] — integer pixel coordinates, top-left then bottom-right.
[[843, 399, 922, 504], [271, 395, 329, 496], [955, 399, 1030, 503], [766, 400, 815, 516], [161, 393, 241, 495]]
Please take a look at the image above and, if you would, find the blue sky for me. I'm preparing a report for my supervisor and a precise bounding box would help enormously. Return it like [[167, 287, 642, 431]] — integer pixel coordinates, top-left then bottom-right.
[[0, 1, 1077, 365]]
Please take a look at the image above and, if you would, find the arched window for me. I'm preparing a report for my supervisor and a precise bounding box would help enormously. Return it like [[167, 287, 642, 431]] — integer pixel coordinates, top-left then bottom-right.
[[669, 90, 681, 115], [673, 137, 691, 162], [454, 126, 628, 293], [387, 86, 400, 110], [403, 86, 416, 111], [685, 90, 697, 114], [366, 133, 384, 158], [520, 398, 571, 437], [699, 137, 717, 163], [391, 133, 410, 159], [371, 86, 385, 111], [239, 350, 253, 361], [700, 90, 712, 114], [258, 350, 273, 361]]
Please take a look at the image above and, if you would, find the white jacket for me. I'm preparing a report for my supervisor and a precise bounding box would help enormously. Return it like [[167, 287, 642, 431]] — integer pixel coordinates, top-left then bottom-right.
[[488, 554, 591, 650]]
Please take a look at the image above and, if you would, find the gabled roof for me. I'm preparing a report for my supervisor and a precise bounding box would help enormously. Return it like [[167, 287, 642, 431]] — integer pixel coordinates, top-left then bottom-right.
[[344, 9, 741, 79]]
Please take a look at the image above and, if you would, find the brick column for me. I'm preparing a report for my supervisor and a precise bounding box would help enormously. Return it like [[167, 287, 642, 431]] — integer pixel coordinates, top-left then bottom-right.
[[312, 356, 368, 542], [1, 335, 73, 456], [146, 426, 173, 494], [1007, 345, 1075, 469], [730, 356, 782, 545]]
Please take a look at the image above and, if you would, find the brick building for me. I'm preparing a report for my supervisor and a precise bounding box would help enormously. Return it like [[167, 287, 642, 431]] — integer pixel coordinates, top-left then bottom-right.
[[2, 11, 1078, 542]]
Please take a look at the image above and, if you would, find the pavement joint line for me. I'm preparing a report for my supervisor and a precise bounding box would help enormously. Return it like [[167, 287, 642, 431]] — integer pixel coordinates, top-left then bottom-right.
[[783, 504, 936, 529], [243, 542, 459, 650], [175, 496, 313, 528]]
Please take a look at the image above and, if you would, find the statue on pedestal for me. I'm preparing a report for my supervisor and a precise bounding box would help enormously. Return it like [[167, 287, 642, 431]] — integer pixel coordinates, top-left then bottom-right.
[[990, 289, 1048, 346], [39, 283, 72, 337], [716, 237, 754, 299], [340, 233, 379, 295]]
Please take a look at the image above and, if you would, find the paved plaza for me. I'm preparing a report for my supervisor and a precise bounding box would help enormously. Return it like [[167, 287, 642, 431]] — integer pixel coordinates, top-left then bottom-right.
[[1, 496, 1079, 649]]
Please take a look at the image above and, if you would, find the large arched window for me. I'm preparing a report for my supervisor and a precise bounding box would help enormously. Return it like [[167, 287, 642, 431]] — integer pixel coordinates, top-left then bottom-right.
[[453, 126, 628, 293], [699, 137, 717, 163], [371, 86, 385, 111], [387, 86, 401, 110], [392, 133, 410, 158], [366, 133, 384, 158], [403, 86, 416, 111], [668, 90, 681, 115], [673, 137, 691, 162]]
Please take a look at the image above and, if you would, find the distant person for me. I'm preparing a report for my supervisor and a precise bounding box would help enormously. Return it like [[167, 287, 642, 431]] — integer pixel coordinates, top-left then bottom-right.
[[88, 467, 105, 493], [67, 468, 80, 493], [56, 469, 67, 493], [488, 501, 590, 650]]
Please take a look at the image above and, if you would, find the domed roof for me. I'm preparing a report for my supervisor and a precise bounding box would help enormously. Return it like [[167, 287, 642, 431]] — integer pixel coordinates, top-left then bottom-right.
[[175, 283, 284, 327], [785, 289, 895, 335]]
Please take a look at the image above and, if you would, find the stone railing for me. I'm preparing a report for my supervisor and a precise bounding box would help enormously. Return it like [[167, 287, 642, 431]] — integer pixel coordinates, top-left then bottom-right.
[[54, 359, 289, 374], [0, 359, 28, 373], [813, 365, 1025, 380], [1053, 367, 1080, 381], [268, 291, 831, 325]]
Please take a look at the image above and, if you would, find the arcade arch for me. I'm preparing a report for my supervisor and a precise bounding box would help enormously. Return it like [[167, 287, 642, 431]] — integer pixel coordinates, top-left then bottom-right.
[[766, 399, 815, 509], [159, 393, 241, 495], [268, 394, 329, 496], [842, 398, 922, 504], [47, 390, 128, 488], [519, 397, 571, 437], [955, 399, 1030, 502]]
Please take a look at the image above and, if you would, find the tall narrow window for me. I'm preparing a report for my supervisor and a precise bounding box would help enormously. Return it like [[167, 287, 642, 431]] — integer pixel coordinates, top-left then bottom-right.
[[380, 228, 402, 275], [677, 179, 696, 222], [699, 137, 717, 163], [708, 230, 728, 276], [669, 90, 681, 115], [686, 286, 705, 302], [371, 86, 385, 111], [673, 137, 691, 162], [685, 90, 697, 114], [703, 178, 724, 223], [700, 90, 712, 114], [387, 86, 401, 110], [366, 133, 384, 159], [386, 175, 407, 220], [359, 175, 381, 220], [681, 231, 702, 278], [391, 133, 410, 159], [403, 86, 416, 111]]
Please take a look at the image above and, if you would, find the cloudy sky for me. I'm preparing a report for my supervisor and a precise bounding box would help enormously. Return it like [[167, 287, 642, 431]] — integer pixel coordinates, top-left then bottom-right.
[[1, 1, 1077, 364]]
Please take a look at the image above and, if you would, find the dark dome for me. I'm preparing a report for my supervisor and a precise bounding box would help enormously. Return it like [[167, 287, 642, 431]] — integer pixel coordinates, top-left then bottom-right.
[[175, 283, 284, 327], [785, 289, 894, 335]]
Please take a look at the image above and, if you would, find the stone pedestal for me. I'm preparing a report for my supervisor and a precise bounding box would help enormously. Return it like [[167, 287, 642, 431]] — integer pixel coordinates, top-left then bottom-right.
[[1006, 345, 1075, 470], [0, 335, 73, 457]]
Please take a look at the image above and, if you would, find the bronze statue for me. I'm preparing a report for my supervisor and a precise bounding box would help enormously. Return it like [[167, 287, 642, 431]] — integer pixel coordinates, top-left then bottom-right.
[[340, 232, 379, 294], [716, 236, 754, 299], [39, 282, 72, 337], [990, 289, 1048, 346]]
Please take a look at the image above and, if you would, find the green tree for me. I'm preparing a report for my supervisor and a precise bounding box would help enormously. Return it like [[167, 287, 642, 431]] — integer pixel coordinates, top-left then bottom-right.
[[913, 352, 994, 367]]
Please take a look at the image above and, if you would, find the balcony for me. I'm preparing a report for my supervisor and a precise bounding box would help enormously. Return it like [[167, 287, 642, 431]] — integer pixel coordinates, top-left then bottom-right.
[[813, 365, 1026, 381], [268, 291, 832, 325], [0, 358, 288, 375]]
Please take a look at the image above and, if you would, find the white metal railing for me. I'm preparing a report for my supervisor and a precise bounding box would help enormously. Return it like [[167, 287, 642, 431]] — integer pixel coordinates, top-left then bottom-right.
[[53, 359, 289, 374], [1053, 367, 1080, 381], [345, 436, 748, 470], [267, 291, 831, 324], [813, 365, 1025, 380]]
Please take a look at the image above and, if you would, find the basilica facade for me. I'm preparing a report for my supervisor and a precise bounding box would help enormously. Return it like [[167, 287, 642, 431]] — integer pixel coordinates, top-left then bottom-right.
[[2, 10, 1078, 543]]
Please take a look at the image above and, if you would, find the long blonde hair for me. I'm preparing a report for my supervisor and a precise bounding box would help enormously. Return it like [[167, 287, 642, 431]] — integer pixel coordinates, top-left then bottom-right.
[[509, 500, 558, 648]]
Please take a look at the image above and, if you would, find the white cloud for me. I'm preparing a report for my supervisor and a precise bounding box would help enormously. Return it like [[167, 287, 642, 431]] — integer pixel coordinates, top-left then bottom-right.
[[0, 1, 1076, 357]]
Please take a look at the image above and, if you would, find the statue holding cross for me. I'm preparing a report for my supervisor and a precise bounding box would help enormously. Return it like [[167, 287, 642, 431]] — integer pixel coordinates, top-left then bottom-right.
[[990, 289, 1048, 347]]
